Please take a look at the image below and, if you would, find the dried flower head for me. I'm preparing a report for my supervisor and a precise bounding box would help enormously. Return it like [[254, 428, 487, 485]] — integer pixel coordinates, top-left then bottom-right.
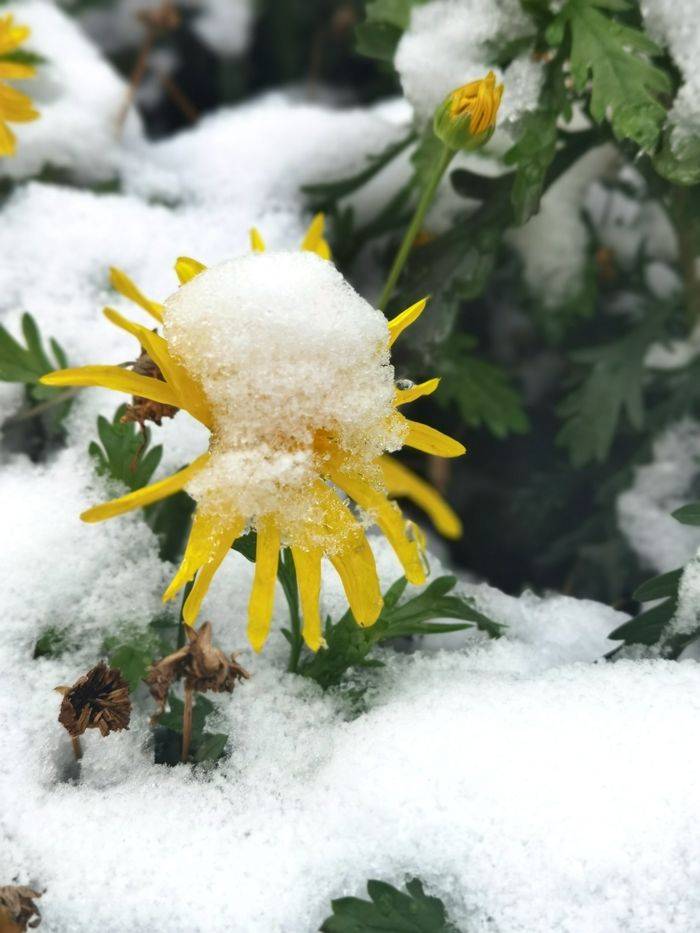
[[57, 661, 131, 738], [41, 216, 464, 653], [121, 346, 180, 427], [434, 70, 504, 151], [146, 622, 249, 716], [0, 885, 41, 931]]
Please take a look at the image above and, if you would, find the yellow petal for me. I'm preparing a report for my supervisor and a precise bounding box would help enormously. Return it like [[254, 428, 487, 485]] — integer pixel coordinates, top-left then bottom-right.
[[81, 453, 210, 523], [403, 419, 466, 458], [250, 228, 266, 252], [0, 120, 16, 157], [291, 546, 324, 651], [40, 365, 180, 409], [387, 298, 427, 347], [247, 516, 281, 652], [0, 16, 31, 55], [163, 508, 222, 602], [109, 267, 164, 323], [0, 61, 35, 80], [331, 470, 426, 586], [394, 377, 441, 407], [301, 213, 331, 261], [175, 256, 207, 284], [0, 82, 38, 121], [380, 455, 462, 539], [182, 516, 246, 625], [313, 482, 383, 627], [103, 307, 182, 391], [330, 538, 383, 628], [102, 307, 211, 427]]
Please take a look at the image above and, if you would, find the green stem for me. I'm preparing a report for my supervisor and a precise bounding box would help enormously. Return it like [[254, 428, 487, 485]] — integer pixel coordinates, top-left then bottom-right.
[[278, 549, 303, 673], [378, 143, 455, 312], [177, 577, 195, 649]]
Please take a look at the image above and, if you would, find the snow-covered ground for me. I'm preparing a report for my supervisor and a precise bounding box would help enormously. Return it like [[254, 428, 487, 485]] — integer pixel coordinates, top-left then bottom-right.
[[2, 9, 700, 929]]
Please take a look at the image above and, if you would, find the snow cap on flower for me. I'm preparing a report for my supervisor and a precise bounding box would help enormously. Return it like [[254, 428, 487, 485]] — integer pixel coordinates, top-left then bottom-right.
[[433, 70, 503, 151], [163, 250, 404, 543]]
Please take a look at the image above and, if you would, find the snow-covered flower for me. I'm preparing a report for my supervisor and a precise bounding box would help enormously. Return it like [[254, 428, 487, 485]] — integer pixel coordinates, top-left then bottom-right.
[[42, 216, 464, 653], [433, 70, 504, 151], [0, 13, 39, 156]]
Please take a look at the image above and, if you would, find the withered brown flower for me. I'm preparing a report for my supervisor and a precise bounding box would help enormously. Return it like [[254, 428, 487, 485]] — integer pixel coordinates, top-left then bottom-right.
[[146, 622, 249, 716], [0, 885, 41, 931], [121, 347, 180, 427], [57, 661, 131, 738]]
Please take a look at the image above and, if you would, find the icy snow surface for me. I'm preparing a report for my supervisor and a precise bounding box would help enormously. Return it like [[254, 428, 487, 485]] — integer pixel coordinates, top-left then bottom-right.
[[617, 419, 700, 574], [642, 0, 700, 147], [508, 145, 619, 308], [4, 521, 700, 932], [395, 0, 543, 128], [1, 0, 141, 181]]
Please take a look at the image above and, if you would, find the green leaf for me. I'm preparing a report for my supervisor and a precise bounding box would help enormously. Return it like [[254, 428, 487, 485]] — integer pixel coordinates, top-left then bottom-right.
[[0, 49, 46, 66], [505, 108, 559, 226], [302, 576, 503, 689], [0, 312, 67, 384], [320, 877, 461, 933], [548, 0, 671, 150], [653, 128, 700, 186], [436, 335, 529, 439], [33, 627, 76, 660], [556, 315, 665, 466], [89, 404, 163, 492], [102, 615, 178, 691], [633, 568, 683, 603], [355, 0, 427, 61], [193, 732, 229, 763], [0, 313, 73, 438], [608, 597, 677, 646], [108, 645, 153, 692], [672, 503, 700, 526]]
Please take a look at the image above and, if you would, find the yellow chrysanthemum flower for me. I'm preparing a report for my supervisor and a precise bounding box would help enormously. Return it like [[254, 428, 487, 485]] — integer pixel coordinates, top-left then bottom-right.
[[434, 70, 504, 151], [42, 215, 464, 653], [0, 14, 39, 157]]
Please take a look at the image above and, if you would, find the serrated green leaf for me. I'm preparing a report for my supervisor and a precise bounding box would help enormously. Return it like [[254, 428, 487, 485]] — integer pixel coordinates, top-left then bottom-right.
[[436, 336, 528, 439], [301, 575, 503, 689], [89, 404, 163, 491], [556, 314, 666, 466], [320, 877, 461, 932], [549, 0, 671, 150], [0, 313, 67, 384]]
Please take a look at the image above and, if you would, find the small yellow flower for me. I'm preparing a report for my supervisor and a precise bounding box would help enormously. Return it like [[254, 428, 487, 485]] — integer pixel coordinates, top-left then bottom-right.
[[0, 13, 39, 157], [41, 215, 464, 654], [434, 70, 504, 152]]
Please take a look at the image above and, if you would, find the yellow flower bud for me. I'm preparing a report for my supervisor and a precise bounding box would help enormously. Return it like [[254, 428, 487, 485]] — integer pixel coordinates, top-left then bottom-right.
[[433, 70, 504, 152]]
